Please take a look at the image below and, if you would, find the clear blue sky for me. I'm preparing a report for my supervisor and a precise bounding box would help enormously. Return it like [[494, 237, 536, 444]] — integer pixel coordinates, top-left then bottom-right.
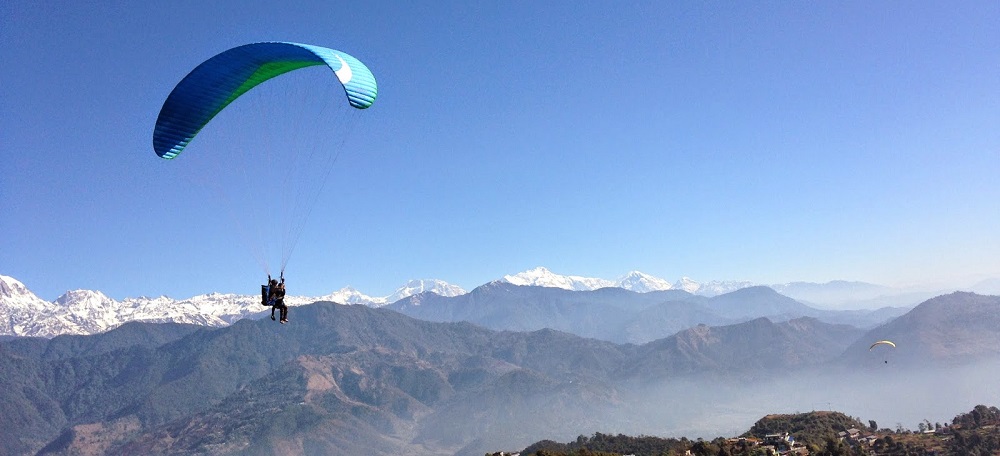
[[2, 1, 998, 301]]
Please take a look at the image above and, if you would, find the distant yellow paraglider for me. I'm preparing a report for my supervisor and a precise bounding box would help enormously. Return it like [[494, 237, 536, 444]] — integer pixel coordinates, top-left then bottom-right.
[[869, 340, 896, 350], [869, 340, 896, 364]]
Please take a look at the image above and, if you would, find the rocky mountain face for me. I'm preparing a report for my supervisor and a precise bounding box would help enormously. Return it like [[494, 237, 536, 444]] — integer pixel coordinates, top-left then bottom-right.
[[0, 275, 59, 335]]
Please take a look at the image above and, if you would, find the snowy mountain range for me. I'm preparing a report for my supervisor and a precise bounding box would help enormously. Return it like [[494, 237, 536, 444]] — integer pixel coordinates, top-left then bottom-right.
[[500, 267, 753, 295], [4, 267, 987, 339], [0, 269, 713, 338], [0, 274, 466, 338]]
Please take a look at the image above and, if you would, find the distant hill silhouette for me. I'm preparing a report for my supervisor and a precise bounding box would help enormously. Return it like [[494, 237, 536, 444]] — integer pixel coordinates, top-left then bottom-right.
[[388, 282, 902, 344], [628, 317, 863, 379], [840, 292, 1000, 367], [388, 282, 706, 343]]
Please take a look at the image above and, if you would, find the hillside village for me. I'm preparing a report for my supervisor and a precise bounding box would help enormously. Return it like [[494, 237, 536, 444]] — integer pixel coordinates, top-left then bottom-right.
[[500, 405, 1000, 455]]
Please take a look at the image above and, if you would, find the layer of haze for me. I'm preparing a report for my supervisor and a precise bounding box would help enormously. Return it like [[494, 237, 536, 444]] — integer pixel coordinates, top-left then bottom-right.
[[467, 361, 1000, 453]]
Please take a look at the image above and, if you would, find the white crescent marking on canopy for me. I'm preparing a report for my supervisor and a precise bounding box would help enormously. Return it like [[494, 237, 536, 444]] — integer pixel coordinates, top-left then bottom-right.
[[334, 55, 353, 84]]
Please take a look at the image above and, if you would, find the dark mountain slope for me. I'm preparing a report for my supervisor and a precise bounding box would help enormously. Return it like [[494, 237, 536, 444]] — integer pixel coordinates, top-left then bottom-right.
[[3, 303, 628, 455], [0, 322, 204, 456], [86, 335, 627, 455], [108, 351, 446, 455], [0, 321, 203, 361], [840, 292, 1000, 367]]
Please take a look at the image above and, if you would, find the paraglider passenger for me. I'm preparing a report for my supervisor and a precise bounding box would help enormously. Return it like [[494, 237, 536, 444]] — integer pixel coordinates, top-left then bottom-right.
[[262, 277, 277, 306], [267, 275, 288, 323]]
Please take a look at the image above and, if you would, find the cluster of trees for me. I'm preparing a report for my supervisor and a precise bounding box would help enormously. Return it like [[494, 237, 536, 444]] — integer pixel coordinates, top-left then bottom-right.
[[946, 426, 1000, 455], [517, 433, 688, 456], [944, 405, 1000, 455], [952, 405, 1000, 429]]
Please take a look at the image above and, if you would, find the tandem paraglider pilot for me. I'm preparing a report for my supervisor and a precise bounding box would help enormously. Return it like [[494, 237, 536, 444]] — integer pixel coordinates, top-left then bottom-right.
[[154, 42, 378, 328], [261, 274, 288, 324]]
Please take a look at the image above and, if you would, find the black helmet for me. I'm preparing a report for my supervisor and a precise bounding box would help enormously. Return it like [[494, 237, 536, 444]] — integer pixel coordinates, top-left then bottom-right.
[[270, 279, 278, 285]]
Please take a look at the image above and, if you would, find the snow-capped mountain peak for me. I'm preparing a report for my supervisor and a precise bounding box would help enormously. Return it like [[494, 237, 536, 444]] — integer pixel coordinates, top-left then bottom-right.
[[501, 267, 615, 291], [55, 289, 114, 308], [696, 280, 758, 297], [1, 275, 58, 332], [1, 274, 36, 299], [315, 287, 384, 306], [386, 279, 467, 304], [616, 271, 673, 292], [674, 277, 701, 294], [668, 277, 755, 296], [500, 268, 753, 296]]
